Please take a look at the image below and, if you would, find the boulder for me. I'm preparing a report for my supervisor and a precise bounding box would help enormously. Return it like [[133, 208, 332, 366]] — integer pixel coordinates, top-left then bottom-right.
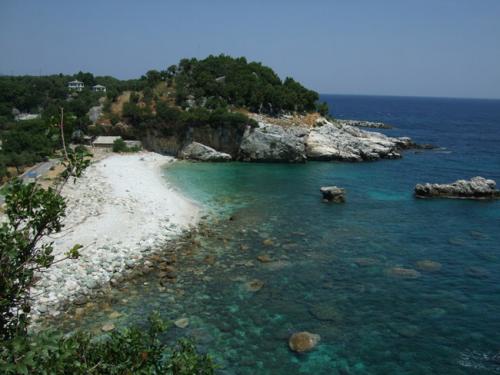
[[415, 177, 500, 199], [239, 123, 307, 162], [288, 331, 321, 353], [306, 120, 410, 161], [320, 186, 345, 202], [179, 142, 232, 162]]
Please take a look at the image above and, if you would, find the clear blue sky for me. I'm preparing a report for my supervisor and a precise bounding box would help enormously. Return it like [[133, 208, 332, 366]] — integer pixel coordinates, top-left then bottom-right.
[[1, 0, 500, 99]]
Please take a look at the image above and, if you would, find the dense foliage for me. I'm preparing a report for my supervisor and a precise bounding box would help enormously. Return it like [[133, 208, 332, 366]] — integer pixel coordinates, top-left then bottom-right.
[[0, 120, 57, 174], [2, 315, 214, 375], [171, 55, 321, 113], [0, 56, 327, 178], [0, 73, 144, 120]]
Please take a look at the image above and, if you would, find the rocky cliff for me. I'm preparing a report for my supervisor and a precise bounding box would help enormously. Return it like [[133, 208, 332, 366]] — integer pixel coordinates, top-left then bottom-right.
[[144, 114, 416, 163]]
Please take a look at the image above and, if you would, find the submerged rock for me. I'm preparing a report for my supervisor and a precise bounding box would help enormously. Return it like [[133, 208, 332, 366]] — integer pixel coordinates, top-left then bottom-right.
[[245, 279, 264, 292], [415, 177, 500, 199], [179, 142, 232, 162], [108, 311, 123, 319], [386, 267, 421, 279], [257, 254, 272, 263], [415, 260, 442, 272], [174, 317, 190, 328], [466, 266, 490, 279], [353, 257, 379, 267], [288, 331, 321, 353], [101, 323, 115, 332], [309, 303, 342, 322], [320, 186, 346, 202]]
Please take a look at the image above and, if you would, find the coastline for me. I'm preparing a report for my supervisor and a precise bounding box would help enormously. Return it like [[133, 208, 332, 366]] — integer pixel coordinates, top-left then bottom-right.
[[30, 152, 201, 323]]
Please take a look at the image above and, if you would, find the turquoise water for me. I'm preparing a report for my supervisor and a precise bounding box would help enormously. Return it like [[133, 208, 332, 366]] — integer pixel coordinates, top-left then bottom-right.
[[65, 96, 500, 374]]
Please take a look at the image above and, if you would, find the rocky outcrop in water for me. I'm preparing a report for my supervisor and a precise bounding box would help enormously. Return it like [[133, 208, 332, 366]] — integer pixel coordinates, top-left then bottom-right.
[[306, 120, 413, 161], [145, 114, 417, 163], [320, 186, 346, 202], [338, 119, 392, 129], [415, 177, 500, 199], [179, 142, 232, 161], [239, 123, 308, 162]]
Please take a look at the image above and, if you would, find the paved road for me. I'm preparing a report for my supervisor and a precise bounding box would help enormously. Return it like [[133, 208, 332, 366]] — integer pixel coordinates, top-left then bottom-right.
[[0, 159, 59, 205], [19, 159, 59, 183]]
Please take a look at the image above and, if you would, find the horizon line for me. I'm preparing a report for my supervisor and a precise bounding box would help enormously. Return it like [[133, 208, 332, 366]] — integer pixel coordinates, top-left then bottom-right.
[[321, 93, 500, 101]]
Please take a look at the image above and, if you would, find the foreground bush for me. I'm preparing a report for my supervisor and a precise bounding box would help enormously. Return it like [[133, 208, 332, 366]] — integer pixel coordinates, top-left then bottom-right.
[[1, 314, 214, 375]]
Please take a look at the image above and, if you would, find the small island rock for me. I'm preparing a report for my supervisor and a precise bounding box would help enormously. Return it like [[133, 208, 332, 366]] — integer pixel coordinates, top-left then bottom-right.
[[320, 186, 346, 202], [415, 177, 500, 199]]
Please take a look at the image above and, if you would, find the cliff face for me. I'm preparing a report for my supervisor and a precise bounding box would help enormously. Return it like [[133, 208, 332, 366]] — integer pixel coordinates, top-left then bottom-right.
[[141, 115, 415, 163], [141, 123, 246, 156]]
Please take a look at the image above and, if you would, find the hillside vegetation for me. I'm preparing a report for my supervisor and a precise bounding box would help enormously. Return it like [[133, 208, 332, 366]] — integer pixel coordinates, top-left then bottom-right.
[[0, 55, 329, 180]]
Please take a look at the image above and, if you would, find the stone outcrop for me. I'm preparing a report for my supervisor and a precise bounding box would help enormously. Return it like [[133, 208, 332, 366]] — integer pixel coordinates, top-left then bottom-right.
[[320, 186, 346, 202], [306, 120, 413, 161], [144, 114, 417, 163], [179, 142, 232, 162], [337, 119, 392, 129], [239, 123, 308, 162], [415, 177, 500, 199], [288, 332, 321, 353]]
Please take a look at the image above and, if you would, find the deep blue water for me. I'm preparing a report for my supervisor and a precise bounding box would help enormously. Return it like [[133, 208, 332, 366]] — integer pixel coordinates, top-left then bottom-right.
[[68, 95, 500, 374]]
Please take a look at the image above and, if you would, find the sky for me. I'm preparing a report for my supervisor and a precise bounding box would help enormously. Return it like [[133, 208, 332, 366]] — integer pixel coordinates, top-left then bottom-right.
[[1, 0, 500, 99]]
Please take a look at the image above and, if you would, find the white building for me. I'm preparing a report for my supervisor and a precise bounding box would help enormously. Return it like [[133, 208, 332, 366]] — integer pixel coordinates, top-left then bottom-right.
[[92, 136, 122, 149], [92, 84, 106, 93], [68, 80, 84, 91]]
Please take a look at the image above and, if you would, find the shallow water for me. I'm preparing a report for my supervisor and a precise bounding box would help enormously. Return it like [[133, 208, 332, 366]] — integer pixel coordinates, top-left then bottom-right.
[[63, 96, 500, 374]]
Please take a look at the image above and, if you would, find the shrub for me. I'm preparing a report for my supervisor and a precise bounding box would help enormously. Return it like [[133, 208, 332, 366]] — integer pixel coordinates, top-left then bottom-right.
[[112, 139, 141, 153], [112, 138, 128, 152], [1, 314, 214, 375]]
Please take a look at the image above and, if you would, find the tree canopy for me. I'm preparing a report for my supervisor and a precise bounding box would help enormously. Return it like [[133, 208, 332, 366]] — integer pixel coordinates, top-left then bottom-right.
[[171, 55, 321, 113]]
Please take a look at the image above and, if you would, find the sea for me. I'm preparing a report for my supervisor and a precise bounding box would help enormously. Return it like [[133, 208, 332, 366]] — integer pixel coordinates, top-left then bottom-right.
[[65, 95, 500, 374]]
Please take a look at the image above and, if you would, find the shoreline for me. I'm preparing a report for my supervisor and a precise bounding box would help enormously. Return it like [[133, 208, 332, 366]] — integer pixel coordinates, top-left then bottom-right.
[[30, 152, 201, 323]]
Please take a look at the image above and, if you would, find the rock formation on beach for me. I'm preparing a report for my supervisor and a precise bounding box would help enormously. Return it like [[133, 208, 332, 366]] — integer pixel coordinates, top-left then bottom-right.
[[179, 142, 232, 161], [415, 176, 500, 199]]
